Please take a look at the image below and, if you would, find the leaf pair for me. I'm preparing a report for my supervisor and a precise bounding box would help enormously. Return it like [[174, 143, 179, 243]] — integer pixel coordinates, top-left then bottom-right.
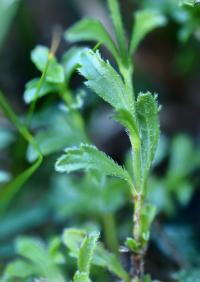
[[78, 49, 160, 192], [56, 0, 165, 195], [56, 49, 160, 194]]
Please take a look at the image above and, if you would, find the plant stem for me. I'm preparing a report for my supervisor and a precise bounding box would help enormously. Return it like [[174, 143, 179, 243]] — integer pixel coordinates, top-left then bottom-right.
[[120, 58, 146, 281], [133, 194, 142, 241], [131, 194, 145, 281], [102, 213, 119, 255]]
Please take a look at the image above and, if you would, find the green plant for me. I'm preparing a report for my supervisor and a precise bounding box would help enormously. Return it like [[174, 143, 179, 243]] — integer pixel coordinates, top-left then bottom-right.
[[0, 0, 200, 281], [1, 0, 183, 281], [54, 0, 166, 280]]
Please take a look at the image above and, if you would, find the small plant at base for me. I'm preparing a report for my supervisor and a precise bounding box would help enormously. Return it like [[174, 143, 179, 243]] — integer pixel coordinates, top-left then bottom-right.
[[55, 0, 166, 280]]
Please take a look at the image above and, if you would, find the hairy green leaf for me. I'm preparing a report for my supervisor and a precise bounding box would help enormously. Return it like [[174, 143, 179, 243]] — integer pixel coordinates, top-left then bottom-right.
[[74, 271, 91, 282], [64, 18, 118, 61], [78, 50, 133, 113], [31, 45, 65, 83], [114, 108, 139, 145], [130, 10, 166, 55], [136, 92, 160, 190], [114, 109, 141, 190], [24, 78, 59, 104], [55, 143, 132, 188], [78, 231, 99, 274], [62, 228, 130, 282]]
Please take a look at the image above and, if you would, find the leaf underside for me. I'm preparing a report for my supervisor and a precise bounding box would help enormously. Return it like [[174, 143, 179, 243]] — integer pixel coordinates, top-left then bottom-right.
[[55, 143, 132, 188]]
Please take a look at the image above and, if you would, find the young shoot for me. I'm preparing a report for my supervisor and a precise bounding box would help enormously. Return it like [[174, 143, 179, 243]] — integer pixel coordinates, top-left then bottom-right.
[[56, 0, 166, 280]]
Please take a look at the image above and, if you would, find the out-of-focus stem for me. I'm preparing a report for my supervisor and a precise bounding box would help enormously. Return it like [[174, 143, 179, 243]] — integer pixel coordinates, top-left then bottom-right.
[[102, 213, 119, 255], [131, 194, 145, 281]]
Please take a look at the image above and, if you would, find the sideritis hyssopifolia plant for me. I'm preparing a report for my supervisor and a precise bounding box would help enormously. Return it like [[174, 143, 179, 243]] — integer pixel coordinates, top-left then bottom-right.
[[55, 0, 166, 280]]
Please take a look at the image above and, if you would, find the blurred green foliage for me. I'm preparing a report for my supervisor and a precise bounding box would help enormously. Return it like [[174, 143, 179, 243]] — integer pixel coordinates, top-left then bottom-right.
[[148, 135, 200, 215], [0, 0, 21, 50], [140, 0, 200, 41]]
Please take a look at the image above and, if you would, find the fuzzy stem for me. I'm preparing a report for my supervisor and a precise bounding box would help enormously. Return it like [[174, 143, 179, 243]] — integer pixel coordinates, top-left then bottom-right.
[[131, 194, 145, 281], [102, 213, 119, 255]]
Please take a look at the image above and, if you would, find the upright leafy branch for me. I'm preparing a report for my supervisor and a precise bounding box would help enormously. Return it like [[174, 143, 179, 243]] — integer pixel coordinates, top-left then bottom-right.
[[57, 0, 166, 280]]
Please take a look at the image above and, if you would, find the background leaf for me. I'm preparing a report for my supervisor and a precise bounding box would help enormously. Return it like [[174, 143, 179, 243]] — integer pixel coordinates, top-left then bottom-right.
[[64, 18, 118, 61], [31, 45, 65, 83], [130, 9, 166, 55], [27, 107, 87, 162], [15, 237, 65, 282], [24, 78, 59, 104], [4, 259, 36, 280]]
